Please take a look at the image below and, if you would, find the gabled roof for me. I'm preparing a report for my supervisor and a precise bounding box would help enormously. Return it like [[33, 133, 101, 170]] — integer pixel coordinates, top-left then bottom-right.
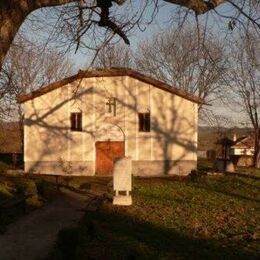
[[216, 135, 254, 149], [17, 68, 204, 104], [232, 136, 254, 149]]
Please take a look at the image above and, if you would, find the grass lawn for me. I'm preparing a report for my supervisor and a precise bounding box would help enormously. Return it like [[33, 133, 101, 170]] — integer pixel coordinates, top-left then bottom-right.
[[56, 173, 260, 259]]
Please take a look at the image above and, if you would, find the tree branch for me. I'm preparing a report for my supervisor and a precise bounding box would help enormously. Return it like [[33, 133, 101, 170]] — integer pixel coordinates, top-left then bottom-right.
[[29, 0, 126, 9], [163, 0, 226, 14]]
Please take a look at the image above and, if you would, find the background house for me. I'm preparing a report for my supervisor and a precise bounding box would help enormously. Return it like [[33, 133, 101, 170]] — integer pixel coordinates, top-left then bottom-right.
[[216, 134, 254, 167], [18, 68, 201, 176], [230, 135, 254, 166]]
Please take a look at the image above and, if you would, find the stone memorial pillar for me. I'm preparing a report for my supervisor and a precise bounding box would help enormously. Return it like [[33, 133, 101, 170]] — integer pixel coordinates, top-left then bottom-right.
[[113, 157, 132, 206]]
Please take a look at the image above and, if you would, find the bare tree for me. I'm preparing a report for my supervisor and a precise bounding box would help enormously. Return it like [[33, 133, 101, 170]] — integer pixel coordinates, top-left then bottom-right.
[[135, 27, 226, 108], [0, 35, 73, 151], [93, 43, 132, 68], [0, 0, 135, 69], [204, 111, 234, 135], [0, 1, 259, 71], [227, 31, 260, 167]]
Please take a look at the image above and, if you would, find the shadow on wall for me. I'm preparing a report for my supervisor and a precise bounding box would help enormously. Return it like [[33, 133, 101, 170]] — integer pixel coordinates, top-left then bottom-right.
[[23, 76, 197, 175]]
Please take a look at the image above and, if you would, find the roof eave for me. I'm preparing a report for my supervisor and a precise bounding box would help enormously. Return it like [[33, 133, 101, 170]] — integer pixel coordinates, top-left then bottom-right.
[[17, 68, 204, 105]]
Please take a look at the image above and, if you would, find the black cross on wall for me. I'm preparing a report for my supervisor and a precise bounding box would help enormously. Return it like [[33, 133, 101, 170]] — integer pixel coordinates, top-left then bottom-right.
[[106, 97, 116, 116]]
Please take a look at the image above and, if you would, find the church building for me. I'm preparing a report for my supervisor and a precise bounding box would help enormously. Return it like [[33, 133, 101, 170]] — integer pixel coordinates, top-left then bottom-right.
[[18, 68, 201, 176]]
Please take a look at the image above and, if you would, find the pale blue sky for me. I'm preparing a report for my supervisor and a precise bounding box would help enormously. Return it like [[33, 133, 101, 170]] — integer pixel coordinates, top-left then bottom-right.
[[20, 1, 235, 70], [19, 1, 244, 126], [69, 3, 176, 69], [62, 2, 234, 70]]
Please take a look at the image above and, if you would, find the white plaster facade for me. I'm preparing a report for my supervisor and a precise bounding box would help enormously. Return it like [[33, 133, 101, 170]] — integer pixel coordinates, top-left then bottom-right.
[[20, 69, 199, 176]]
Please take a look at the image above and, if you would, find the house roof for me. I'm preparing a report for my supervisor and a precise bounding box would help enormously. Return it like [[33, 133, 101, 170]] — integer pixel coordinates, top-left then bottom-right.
[[17, 68, 204, 104], [232, 136, 254, 149], [216, 135, 254, 149]]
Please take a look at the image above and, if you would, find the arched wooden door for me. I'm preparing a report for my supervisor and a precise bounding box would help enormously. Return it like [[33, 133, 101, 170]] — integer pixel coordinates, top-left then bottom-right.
[[95, 141, 125, 175]]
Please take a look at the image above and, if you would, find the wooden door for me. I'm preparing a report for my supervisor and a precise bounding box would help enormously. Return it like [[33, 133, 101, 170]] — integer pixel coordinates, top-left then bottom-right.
[[95, 141, 125, 175]]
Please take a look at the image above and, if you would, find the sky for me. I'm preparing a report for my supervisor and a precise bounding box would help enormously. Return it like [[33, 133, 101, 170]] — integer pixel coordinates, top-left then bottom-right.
[[19, 1, 236, 70], [17, 1, 251, 127], [69, 3, 231, 70], [68, 3, 177, 69]]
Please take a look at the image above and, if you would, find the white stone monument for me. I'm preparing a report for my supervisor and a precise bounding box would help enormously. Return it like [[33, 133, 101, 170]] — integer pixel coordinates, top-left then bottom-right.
[[113, 156, 132, 206]]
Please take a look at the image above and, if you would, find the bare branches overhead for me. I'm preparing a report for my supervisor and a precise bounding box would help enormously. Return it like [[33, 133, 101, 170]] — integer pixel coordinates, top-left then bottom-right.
[[163, 0, 225, 14], [0, 0, 260, 73], [0, 34, 73, 121], [96, 0, 129, 44], [135, 27, 226, 108], [93, 43, 132, 68], [0, 0, 130, 69]]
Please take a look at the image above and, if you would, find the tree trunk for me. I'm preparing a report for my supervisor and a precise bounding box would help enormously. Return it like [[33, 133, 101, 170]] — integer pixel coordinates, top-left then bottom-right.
[[0, 0, 228, 70], [253, 129, 260, 168], [0, 0, 77, 70], [18, 104, 24, 153], [254, 129, 260, 168], [0, 3, 30, 69]]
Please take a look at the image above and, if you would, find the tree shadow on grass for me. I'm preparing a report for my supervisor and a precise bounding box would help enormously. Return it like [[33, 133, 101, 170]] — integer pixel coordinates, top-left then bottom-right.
[[73, 206, 259, 260], [226, 172, 260, 181], [192, 178, 260, 204]]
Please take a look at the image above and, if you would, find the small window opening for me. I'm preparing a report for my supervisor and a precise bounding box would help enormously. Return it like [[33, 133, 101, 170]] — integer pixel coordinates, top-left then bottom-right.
[[138, 113, 150, 132], [70, 112, 82, 131]]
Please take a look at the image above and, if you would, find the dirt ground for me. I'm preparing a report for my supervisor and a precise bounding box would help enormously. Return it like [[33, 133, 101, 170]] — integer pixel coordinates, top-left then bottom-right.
[[0, 189, 90, 260]]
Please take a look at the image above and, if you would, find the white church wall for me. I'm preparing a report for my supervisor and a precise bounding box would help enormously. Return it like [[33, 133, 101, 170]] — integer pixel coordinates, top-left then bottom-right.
[[23, 75, 198, 176]]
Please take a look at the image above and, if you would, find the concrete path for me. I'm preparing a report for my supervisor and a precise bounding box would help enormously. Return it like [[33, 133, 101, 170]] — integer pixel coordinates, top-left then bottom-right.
[[0, 189, 91, 260]]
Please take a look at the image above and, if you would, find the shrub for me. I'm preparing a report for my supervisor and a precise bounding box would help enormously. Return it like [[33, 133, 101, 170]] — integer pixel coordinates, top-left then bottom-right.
[[15, 181, 37, 195], [26, 195, 43, 207], [0, 161, 12, 174], [189, 170, 207, 182], [15, 180, 42, 207], [15, 182, 28, 194], [36, 180, 58, 200], [0, 181, 14, 198], [35, 180, 45, 196]]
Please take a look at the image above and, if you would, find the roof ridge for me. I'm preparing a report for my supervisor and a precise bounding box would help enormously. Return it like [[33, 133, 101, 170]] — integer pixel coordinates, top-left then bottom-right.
[[17, 68, 204, 104]]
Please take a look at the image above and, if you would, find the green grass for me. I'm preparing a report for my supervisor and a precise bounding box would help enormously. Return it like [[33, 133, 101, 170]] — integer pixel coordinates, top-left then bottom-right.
[[197, 159, 214, 172], [236, 166, 260, 178], [60, 175, 260, 259]]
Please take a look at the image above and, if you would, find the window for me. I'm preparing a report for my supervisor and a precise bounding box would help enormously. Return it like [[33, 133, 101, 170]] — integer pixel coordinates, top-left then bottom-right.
[[70, 112, 82, 131], [138, 113, 150, 132]]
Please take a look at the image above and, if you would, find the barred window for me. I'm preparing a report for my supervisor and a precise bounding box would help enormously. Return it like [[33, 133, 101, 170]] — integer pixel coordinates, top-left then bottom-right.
[[70, 112, 82, 131]]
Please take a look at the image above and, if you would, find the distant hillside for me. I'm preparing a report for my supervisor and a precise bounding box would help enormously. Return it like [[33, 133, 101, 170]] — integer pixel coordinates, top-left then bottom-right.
[[0, 121, 22, 153], [198, 126, 253, 151], [0, 121, 253, 154]]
